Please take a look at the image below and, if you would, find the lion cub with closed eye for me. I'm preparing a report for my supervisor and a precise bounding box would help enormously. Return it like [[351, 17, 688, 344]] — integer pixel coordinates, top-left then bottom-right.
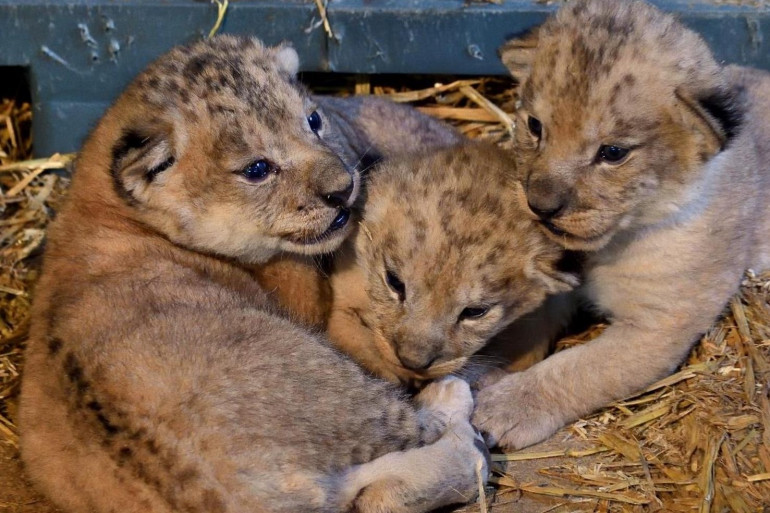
[[327, 142, 577, 386], [474, 0, 770, 450], [19, 36, 488, 513]]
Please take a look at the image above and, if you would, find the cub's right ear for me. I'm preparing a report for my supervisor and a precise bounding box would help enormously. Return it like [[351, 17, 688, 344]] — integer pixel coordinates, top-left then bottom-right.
[[274, 43, 300, 77], [675, 85, 744, 155], [110, 124, 175, 205], [498, 27, 541, 85]]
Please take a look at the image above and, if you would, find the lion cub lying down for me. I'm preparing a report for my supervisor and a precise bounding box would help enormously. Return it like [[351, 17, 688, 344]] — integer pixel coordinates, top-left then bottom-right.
[[19, 36, 488, 513], [474, 0, 770, 449], [327, 142, 577, 386]]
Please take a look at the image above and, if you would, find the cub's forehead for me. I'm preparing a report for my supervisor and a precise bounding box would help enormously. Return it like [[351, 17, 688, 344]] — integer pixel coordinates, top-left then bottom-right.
[[525, 0, 699, 105], [129, 36, 306, 119], [365, 146, 529, 260], [526, 30, 646, 108]]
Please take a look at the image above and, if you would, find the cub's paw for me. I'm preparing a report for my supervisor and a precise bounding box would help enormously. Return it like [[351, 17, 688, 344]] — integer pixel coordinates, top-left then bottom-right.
[[434, 420, 491, 504], [472, 371, 562, 450], [416, 376, 473, 422]]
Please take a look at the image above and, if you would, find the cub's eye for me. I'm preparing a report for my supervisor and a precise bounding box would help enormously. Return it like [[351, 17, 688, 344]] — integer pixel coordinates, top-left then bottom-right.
[[241, 159, 272, 182], [458, 306, 490, 322], [307, 111, 322, 133], [146, 156, 175, 181], [385, 270, 406, 301], [597, 145, 630, 164], [527, 116, 543, 139]]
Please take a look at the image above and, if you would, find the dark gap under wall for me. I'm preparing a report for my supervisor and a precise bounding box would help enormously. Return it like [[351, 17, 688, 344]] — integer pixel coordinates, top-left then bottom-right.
[[0, 67, 31, 104], [0, 66, 32, 160]]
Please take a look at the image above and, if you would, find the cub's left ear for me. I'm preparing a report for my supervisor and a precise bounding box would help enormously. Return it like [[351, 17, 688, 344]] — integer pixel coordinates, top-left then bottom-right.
[[274, 43, 300, 76], [529, 257, 580, 296], [110, 122, 175, 205], [498, 27, 541, 86], [675, 85, 743, 153]]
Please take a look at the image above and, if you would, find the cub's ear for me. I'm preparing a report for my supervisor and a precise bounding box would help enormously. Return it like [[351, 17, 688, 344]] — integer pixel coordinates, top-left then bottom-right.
[[498, 27, 541, 85], [675, 85, 743, 154], [274, 43, 300, 76], [529, 257, 580, 296], [110, 124, 175, 205]]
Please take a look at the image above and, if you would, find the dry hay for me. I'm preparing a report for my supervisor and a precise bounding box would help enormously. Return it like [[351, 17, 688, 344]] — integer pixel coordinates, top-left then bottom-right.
[[0, 77, 768, 512], [0, 99, 73, 449], [482, 282, 770, 512]]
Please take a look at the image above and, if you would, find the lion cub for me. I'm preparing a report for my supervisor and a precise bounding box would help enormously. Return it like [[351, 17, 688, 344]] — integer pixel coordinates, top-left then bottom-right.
[[327, 142, 577, 386], [19, 36, 488, 513], [253, 89, 462, 329], [474, 0, 770, 450]]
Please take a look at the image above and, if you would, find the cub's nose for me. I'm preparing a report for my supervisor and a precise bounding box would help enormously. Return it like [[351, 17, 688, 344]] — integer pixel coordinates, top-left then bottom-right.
[[321, 181, 354, 209], [396, 346, 438, 372], [526, 178, 566, 220], [528, 199, 564, 220]]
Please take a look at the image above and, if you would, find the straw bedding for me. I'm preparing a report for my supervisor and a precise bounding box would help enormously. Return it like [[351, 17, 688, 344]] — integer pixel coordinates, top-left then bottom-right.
[[0, 76, 768, 512]]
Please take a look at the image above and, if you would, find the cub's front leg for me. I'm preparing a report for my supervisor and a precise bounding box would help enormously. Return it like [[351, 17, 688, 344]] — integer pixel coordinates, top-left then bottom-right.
[[340, 377, 489, 513], [473, 321, 703, 450]]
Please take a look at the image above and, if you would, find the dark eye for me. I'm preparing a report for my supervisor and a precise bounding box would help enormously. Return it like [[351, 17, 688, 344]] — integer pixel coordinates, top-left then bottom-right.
[[242, 159, 272, 182], [385, 270, 406, 301], [458, 306, 490, 322], [527, 116, 542, 138], [597, 145, 630, 163], [307, 111, 322, 133]]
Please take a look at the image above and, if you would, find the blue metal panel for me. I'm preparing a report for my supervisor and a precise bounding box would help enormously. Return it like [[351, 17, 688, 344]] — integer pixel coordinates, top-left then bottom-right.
[[0, 0, 768, 155]]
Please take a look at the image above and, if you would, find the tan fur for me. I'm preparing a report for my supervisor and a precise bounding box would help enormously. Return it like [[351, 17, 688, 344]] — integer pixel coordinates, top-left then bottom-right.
[[316, 95, 465, 167], [327, 142, 577, 386], [19, 36, 489, 513], [255, 94, 463, 328], [475, 0, 770, 449], [251, 254, 332, 329]]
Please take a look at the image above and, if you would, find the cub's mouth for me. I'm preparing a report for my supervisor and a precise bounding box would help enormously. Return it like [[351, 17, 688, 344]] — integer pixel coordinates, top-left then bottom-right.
[[539, 219, 613, 251], [397, 358, 468, 391], [542, 220, 567, 237], [287, 207, 352, 247], [326, 207, 351, 235], [306, 207, 351, 244]]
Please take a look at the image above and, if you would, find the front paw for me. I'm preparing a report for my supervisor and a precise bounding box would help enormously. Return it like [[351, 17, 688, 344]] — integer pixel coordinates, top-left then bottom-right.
[[472, 371, 562, 450], [416, 376, 473, 422]]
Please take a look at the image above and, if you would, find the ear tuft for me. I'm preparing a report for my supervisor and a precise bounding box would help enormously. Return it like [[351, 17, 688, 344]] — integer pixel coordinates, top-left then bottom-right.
[[275, 44, 300, 76], [675, 84, 744, 153], [697, 87, 744, 142], [110, 124, 173, 205], [498, 27, 541, 84]]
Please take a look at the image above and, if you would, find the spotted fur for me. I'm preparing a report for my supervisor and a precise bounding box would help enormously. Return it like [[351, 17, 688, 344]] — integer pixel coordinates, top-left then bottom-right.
[[327, 142, 577, 386], [474, 0, 770, 450], [19, 36, 488, 513], [253, 93, 463, 329]]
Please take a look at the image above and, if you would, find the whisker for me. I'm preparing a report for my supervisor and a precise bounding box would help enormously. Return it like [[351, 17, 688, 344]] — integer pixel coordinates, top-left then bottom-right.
[[352, 145, 382, 177], [358, 160, 380, 177], [352, 143, 375, 170]]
